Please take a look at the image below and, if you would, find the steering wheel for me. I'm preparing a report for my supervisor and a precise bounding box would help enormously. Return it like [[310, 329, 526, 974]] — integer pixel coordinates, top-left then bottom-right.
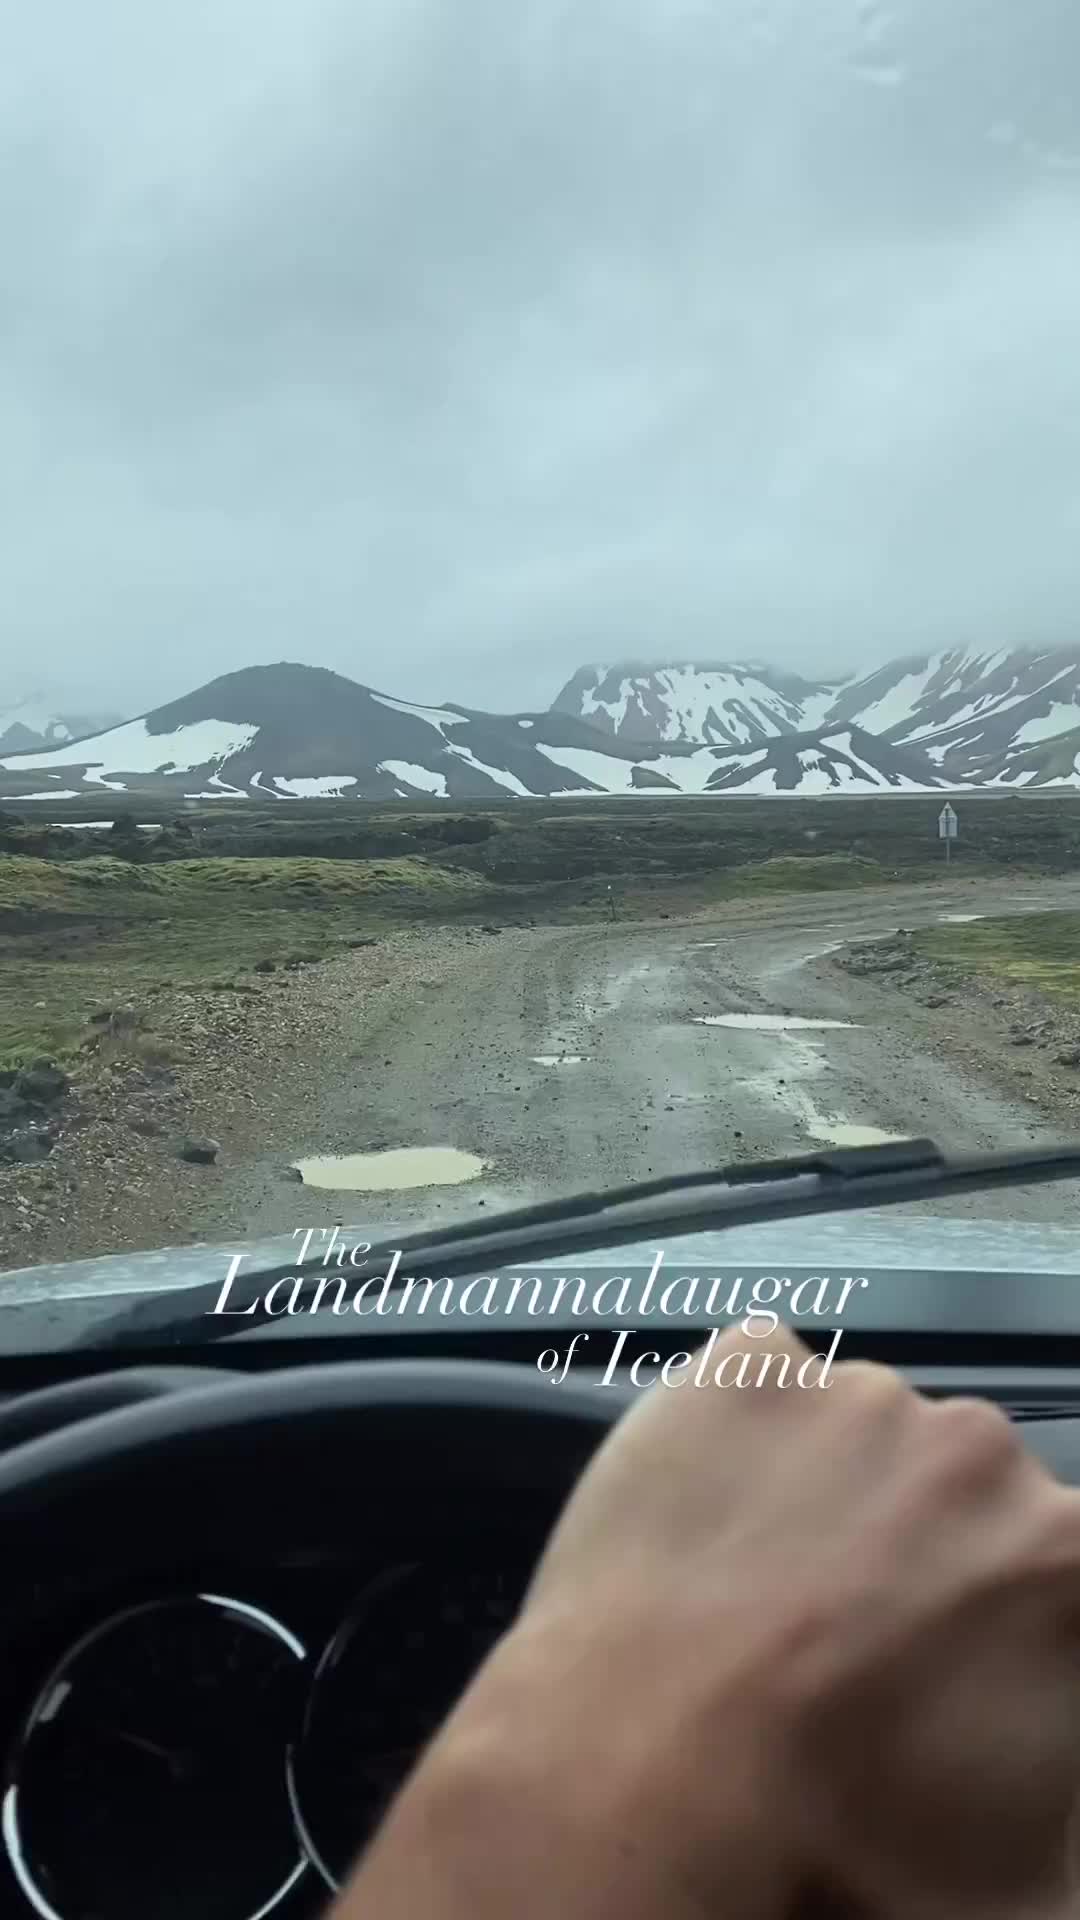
[[0, 1362, 636, 1567], [4, 1360, 1080, 1564], [4, 1358, 1080, 1915], [4, 1360, 1080, 1567]]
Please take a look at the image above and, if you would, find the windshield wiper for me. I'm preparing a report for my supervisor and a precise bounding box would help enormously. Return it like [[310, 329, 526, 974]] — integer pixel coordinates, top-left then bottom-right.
[[85, 1137, 1080, 1349]]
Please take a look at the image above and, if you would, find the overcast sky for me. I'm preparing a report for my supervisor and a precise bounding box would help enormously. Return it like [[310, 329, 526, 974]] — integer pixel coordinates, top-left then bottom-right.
[[3, 0, 1080, 717]]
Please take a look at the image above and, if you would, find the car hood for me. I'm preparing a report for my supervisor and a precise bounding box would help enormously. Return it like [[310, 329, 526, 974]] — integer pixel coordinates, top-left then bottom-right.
[[0, 1210, 1079, 1354]]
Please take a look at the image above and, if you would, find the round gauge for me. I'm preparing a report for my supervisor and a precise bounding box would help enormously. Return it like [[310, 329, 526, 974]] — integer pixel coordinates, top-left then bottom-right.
[[291, 1558, 529, 1890], [3, 1594, 308, 1920]]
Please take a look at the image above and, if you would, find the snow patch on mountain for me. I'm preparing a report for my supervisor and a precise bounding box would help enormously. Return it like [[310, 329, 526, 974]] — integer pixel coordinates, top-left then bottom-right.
[[1013, 700, 1080, 745], [903, 689, 1032, 739], [0, 715, 259, 781], [380, 760, 449, 796], [845, 665, 942, 737], [704, 727, 946, 794], [275, 775, 360, 797], [445, 742, 533, 795], [540, 742, 718, 793]]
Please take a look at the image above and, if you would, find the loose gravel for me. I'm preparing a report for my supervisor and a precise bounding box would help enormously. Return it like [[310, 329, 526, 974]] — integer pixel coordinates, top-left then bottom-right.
[[0, 924, 490, 1271]]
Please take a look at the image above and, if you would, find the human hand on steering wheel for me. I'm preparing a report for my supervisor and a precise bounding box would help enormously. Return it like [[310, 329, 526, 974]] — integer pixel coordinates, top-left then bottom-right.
[[346, 1324, 1080, 1920]]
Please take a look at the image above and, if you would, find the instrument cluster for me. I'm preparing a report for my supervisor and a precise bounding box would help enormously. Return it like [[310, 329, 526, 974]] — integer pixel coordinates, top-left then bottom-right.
[[1, 1550, 536, 1919]]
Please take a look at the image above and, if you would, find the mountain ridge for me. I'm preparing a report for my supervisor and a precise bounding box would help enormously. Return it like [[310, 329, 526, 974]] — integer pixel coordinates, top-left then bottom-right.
[[4, 649, 1080, 799]]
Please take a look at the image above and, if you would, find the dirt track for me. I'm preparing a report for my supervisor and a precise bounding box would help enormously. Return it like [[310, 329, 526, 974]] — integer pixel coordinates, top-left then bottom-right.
[[8, 870, 1080, 1274], [194, 871, 1080, 1243]]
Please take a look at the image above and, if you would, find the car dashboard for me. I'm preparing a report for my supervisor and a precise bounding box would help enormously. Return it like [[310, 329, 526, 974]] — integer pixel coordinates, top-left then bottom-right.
[[3, 1329, 1080, 1920], [0, 1509, 556, 1918]]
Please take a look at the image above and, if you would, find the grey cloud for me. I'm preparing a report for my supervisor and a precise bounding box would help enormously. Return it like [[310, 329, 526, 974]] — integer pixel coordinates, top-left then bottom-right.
[[2, 0, 1080, 715]]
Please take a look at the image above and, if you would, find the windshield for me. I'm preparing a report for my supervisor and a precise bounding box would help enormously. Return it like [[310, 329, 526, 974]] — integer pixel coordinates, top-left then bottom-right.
[[3, 1, 1080, 1330]]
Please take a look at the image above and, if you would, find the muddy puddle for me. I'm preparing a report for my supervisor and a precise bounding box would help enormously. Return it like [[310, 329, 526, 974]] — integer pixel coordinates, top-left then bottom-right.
[[294, 1147, 486, 1191], [694, 1013, 858, 1031], [806, 1121, 912, 1148]]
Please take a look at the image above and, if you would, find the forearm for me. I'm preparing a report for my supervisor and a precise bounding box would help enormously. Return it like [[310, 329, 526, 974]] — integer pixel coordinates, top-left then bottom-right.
[[332, 1720, 650, 1920], [330, 1620, 793, 1920]]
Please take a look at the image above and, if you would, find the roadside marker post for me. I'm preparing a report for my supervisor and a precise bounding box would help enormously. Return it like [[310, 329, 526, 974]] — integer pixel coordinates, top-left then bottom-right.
[[938, 802, 958, 865]]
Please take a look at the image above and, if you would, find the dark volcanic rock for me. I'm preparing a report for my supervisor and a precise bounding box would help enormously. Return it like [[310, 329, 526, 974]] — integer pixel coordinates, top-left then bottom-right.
[[0, 1125, 57, 1164], [178, 1136, 221, 1165], [15, 1061, 70, 1105]]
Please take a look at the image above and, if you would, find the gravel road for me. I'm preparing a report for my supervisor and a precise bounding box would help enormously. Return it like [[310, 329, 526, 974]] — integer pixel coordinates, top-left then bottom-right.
[[209, 872, 1080, 1242]]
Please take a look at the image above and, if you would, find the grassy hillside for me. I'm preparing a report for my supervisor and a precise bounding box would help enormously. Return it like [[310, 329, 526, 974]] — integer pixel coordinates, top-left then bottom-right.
[[0, 852, 491, 918], [0, 854, 495, 1069]]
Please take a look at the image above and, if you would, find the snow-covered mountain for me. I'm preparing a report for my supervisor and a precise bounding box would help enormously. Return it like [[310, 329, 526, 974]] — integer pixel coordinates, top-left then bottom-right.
[[551, 662, 836, 746], [552, 648, 1080, 792], [827, 646, 1080, 772], [5, 648, 1080, 801], [555, 647, 1080, 740], [0, 664, 701, 803]]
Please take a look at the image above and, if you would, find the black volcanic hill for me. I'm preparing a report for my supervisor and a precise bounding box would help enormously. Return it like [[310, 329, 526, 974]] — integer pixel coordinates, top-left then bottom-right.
[[0, 663, 691, 802]]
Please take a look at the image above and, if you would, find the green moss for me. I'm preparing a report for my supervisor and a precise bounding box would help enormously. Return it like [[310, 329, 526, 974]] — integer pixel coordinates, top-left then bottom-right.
[[723, 854, 895, 894], [912, 912, 1080, 1006], [0, 853, 489, 917], [0, 854, 492, 1068]]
